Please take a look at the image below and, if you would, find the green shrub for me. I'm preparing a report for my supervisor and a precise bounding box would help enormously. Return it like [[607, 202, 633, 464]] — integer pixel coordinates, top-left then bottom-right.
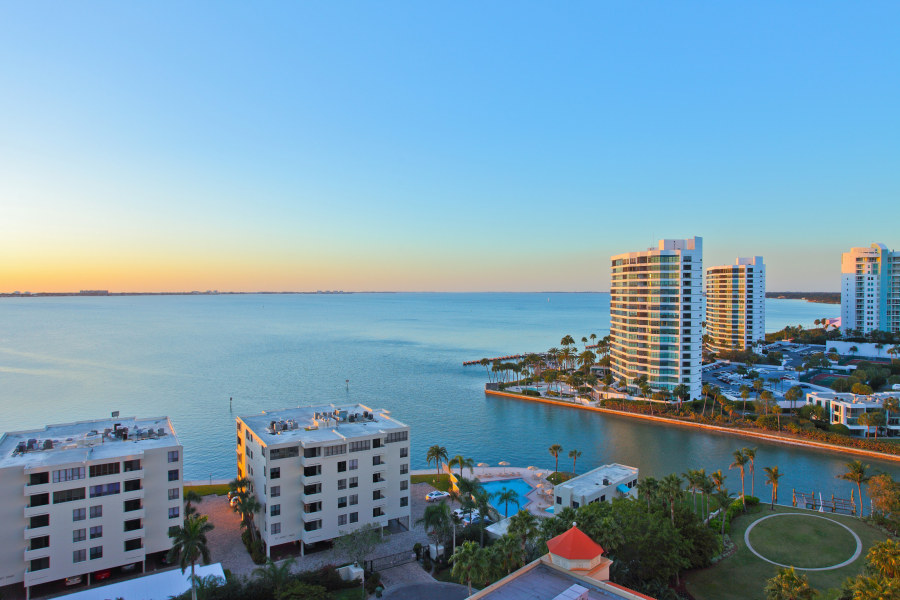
[[755, 415, 778, 430], [829, 423, 852, 435], [250, 540, 266, 564], [708, 517, 730, 534], [745, 495, 760, 506], [365, 571, 382, 594], [519, 389, 542, 397]]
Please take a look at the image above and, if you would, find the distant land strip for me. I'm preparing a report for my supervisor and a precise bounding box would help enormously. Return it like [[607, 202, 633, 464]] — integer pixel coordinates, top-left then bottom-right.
[[765, 291, 840, 304]]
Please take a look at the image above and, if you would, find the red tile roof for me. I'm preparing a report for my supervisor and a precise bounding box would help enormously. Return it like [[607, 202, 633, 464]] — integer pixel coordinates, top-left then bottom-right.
[[546, 525, 604, 560]]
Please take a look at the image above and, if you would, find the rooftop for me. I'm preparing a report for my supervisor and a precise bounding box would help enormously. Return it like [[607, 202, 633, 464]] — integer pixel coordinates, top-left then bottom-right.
[[807, 391, 898, 405], [547, 526, 604, 561], [556, 464, 638, 498], [474, 562, 641, 600], [0, 416, 179, 470], [239, 403, 407, 446]]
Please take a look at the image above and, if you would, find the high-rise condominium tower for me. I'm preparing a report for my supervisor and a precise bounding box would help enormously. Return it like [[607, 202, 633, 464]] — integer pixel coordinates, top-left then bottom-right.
[[705, 257, 766, 353], [841, 243, 900, 335], [610, 237, 702, 400]]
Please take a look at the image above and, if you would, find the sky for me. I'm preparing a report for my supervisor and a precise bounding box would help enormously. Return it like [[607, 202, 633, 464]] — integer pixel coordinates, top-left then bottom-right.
[[1, 2, 898, 293]]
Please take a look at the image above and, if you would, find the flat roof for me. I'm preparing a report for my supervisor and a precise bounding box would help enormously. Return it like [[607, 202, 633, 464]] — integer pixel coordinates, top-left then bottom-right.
[[239, 403, 407, 446], [557, 464, 638, 498], [57, 563, 225, 600], [0, 416, 179, 470], [477, 563, 635, 600]]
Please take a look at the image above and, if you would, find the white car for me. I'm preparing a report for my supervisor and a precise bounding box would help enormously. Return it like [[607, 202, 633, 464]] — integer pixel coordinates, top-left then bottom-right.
[[453, 508, 480, 522], [425, 490, 450, 502]]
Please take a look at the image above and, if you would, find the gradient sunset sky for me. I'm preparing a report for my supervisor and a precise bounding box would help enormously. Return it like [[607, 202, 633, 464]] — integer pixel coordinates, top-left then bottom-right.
[[2, 3, 898, 293]]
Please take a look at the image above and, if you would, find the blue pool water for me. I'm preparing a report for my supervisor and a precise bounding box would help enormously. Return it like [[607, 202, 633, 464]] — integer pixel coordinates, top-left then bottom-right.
[[480, 478, 534, 518], [545, 506, 555, 514]]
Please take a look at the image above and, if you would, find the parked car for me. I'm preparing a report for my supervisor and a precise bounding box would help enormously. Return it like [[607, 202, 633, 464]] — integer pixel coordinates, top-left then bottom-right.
[[94, 570, 111, 581], [65, 576, 83, 587], [453, 508, 478, 521], [425, 490, 450, 502]]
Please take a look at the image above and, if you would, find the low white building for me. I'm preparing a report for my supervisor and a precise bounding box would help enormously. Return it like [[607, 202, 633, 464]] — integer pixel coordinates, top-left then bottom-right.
[[0, 417, 183, 600], [553, 464, 638, 510], [236, 404, 410, 556], [805, 391, 900, 437]]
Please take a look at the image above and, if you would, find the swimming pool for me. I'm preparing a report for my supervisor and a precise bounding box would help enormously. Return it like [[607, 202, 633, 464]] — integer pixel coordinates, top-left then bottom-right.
[[480, 478, 533, 518]]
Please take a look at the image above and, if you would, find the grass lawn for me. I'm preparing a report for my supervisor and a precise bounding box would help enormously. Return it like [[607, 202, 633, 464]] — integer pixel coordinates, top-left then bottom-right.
[[411, 473, 451, 491], [685, 505, 892, 600], [184, 483, 230, 496], [332, 588, 365, 600]]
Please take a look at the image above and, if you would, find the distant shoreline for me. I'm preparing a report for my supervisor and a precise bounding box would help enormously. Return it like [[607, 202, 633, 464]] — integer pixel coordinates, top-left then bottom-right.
[[2, 290, 839, 298], [765, 291, 840, 304]]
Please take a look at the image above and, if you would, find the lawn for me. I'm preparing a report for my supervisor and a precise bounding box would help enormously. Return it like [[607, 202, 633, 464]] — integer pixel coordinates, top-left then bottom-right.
[[184, 483, 231, 496], [411, 473, 451, 491], [685, 505, 892, 600], [332, 588, 365, 600]]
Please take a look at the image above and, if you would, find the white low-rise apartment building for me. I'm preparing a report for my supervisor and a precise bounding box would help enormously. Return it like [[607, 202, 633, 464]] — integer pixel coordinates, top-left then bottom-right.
[[553, 463, 639, 510], [705, 257, 766, 353], [805, 391, 900, 437], [236, 404, 410, 556], [0, 417, 183, 599], [610, 237, 703, 400], [841, 243, 900, 335]]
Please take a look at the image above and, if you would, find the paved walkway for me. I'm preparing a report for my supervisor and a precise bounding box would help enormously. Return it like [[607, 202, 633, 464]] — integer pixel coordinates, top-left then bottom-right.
[[379, 562, 437, 588]]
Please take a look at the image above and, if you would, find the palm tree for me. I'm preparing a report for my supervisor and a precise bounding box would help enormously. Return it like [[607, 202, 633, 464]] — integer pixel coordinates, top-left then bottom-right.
[[637, 476, 660, 512], [167, 515, 214, 600], [253, 556, 296, 591], [730, 449, 749, 510], [559, 347, 574, 372], [577, 350, 596, 373], [426, 445, 449, 475], [683, 469, 701, 514], [753, 378, 765, 404], [417, 502, 452, 551], [183, 490, 203, 517], [839, 460, 871, 517], [740, 385, 751, 416], [230, 491, 261, 544], [785, 386, 803, 412], [743, 447, 757, 497], [472, 487, 499, 546], [763, 466, 784, 510], [561, 334, 575, 348], [710, 469, 725, 492], [450, 541, 486, 596], [701, 383, 712, 417], [713, 489, 735, 547], [507, 509, 538, 557], [568, 449, 582, 474], [884, 396, 899, 429], [858, 412, 872, 439], [548, 444, 563, 473], [699, 473, 715, 521], [764, 567, 818, 600], [493, 487, 520, 518], [660, 473, 682, 525], [450, 455, 473, 479], [590, 333, 597, 347], [581, 336, 588, 350]]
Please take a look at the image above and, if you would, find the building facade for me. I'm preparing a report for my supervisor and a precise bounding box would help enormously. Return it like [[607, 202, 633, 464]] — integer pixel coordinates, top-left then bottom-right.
[[236, 404, 410, 556], [705, 256, 766, 353], [610, 237, 703, 400], [841, 243, 900, 335], [805, 391, 900, 437], [0, 417, 183, 598], [553, 463, 639, 510]]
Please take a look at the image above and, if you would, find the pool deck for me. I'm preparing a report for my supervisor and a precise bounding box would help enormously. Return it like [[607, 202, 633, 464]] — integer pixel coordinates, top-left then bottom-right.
[[412, 466, 555, 517]]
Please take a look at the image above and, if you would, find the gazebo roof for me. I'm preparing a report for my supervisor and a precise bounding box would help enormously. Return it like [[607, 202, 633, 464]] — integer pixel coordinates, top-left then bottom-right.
[[546, 525, 604, 561]]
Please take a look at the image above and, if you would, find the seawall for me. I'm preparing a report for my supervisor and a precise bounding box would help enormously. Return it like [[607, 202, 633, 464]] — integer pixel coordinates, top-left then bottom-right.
[[485, 389, 900, 464]]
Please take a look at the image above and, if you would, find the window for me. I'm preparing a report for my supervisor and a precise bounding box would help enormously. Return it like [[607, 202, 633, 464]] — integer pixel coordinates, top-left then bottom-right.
[[168, 526, 180, 537], [53, 468, 86, 483], [338, 496, 347, 508], [124, 519, 142, 532], [73, 508, 86, 521], [350, 512, 358, 523], [400, 464, 408, 474], [90, 525, 103, 539], [54, 488, 86, 504], [349, 459, 358, 471], [168, 450, 180, 463], [324, 444, 346, 456], [168, 469, 179, 481], [373, 456, 383, 466], [90, 505, 103, 519], [400, 447, 408, 458], [373, 490, 384, 501], [73, 549, 86, 563], [270, 467, 280, 480], [400, 497, 408, 507], [123, 459, 142, 472], [90, 482, 120, 498], [30, 514, 50, 529], [349, 440, 370, 453], [372, 473, 385, 483], [337, 461, 347, 472], [304, 501, 322, 513], [89, 462, 120, 477], [304, 483, 321, 495], [349, 477, 358, 488], [73, 528, 87, 542], [304, 520, 322, 532], [556, 496, 562, 505], [373, 507, 384, 517], [124, 479, 142, 492], [400, 480, 408, 491], [29, 493, 49, 507], [168, 507, 180, 519], [30, 557, 50, 572], [124, 538, 142, 551], [337, 479, 347, 490], [304, 465, 321, 477], [303, 446, 320, 459], [29, 536, 50, 550], [272, 446, 299, 460], [349, 494, 358, 506], [270, 486, 280, 498], [271, 523, 281, 535], [168, 488, 180, 501], [270, 504, 280, 517], [90, 546, 103, 560], [386, 431, 408, 443], [338, 514, 348, 526], [373, 438, 382, 449]]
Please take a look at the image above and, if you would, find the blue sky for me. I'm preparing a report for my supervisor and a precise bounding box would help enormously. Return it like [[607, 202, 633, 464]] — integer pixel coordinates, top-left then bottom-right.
[[1, 2, 898, 291]]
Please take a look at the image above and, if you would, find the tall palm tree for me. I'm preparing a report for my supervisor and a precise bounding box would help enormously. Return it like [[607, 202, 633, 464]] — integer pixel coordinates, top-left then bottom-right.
[[472, 488, 499, 546], [568, 449, 582, 474], [230, 491, 261, 544], [713, 488, 735, 547], [710, 469, 725, 492], [839, 460, 871, 517], [167, 515, 215, 600], [577, 350, 596, 373], [764, 567, 818, 600], [660, 473, 683, 525], [449, 455, 473, 479], [763, 466, 784, 510], [682, 469, 701, 514], [559, 347, 574, 372], [701, 383, 712, 417], [581, 336, 588, 350], [740, 385, 751, 416], [785, 386, 803, 412], [493, 487, 520, 519], [451, 541, 486, 596], [426, 445, 449, 475], [548, 444, 563, 473], [637, 477, 660, 512], [730, 449, 749, 510], [253, 556, 296, 591], [417, 502, 452, 550], [699, 473, 715, 521], [561, 334, 575, 349], [743, 447, 758, 497], [589, 333, 597, 347], [183, 490, 203, 517], [858, 412, 872, 439]]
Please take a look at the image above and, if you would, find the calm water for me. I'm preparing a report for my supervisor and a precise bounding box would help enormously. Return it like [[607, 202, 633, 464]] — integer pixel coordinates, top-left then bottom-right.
[[2, 293, 896, 500]]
